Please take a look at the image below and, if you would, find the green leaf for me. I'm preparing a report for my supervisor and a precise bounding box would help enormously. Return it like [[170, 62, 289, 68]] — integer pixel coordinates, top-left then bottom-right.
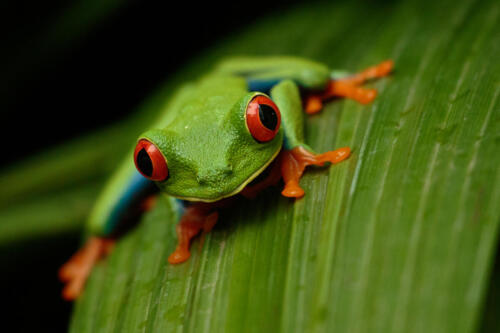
[[0, 181, 102, 245], [70, 0, 500, 332]]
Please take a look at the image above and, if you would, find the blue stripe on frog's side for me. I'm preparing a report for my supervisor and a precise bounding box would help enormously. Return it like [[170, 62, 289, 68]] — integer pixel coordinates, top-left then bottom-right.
[[247, 78, 282, 94], [283, 135, 293, 150], [104, 170, 157, 235], [174, 199, 189, 214]]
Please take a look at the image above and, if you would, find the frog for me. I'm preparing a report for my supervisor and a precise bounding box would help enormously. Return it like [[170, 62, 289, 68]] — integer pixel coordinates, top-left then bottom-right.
[[59, 56, 393, 300]]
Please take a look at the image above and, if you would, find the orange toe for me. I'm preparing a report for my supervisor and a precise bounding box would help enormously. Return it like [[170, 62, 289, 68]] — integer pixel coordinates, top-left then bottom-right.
[[168, 248, 191, 264], [324, 147, 351, 164], [305, 95, 323, 114], [281, 181, 305, 198], [62, 280, 84, 301], [355, 88, 377, 104], [377, 60, 394, 77]]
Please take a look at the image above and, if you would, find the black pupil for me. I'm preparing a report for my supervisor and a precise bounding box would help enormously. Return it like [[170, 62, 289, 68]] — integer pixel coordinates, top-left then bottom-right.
[[137, 148, 153, 177], [258, 104, 278, 130]]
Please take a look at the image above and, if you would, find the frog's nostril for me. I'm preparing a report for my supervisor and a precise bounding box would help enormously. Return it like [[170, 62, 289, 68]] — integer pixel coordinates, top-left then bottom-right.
[[223, 166, 233, 175], [196, 166, 232, 185]]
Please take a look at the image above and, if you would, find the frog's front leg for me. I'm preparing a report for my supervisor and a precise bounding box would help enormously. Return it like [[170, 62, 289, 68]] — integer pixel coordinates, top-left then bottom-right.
[[305, 60, 394, 114], [271, 80, 351, 198], [168, 202, 220, 264]]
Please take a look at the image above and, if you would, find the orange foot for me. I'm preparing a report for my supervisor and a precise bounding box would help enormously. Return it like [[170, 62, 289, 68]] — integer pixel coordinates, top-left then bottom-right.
[[280, 146, 351, 198], [59, 237, 115, 300], [305, 60, 394, 114], [168, 203, 219, 264]]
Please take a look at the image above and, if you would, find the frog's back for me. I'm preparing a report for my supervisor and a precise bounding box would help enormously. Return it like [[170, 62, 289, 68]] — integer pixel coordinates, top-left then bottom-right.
[[155, 75, 249, 131]]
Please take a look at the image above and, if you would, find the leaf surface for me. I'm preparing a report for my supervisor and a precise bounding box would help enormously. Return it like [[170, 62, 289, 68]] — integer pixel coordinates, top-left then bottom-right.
[[70, 0, 500, 332]]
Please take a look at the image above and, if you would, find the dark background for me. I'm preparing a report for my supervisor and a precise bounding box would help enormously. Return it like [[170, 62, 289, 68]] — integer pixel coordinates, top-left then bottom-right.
[[1, 0, 299, 166], [0, 1, 300, 331]]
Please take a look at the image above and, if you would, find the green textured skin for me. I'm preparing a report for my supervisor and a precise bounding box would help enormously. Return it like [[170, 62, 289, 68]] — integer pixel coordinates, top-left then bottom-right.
[[141, 75, 284, 202], [214, 56, 331, 89], [88, 56, 332, 234]]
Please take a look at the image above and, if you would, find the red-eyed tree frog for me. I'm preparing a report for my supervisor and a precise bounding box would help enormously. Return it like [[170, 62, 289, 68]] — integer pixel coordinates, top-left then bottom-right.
[[59, 56, 393, 300]]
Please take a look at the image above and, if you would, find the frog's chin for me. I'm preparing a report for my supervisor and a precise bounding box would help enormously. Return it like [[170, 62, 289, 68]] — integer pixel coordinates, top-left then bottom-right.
[[170, 147, 282, 203]]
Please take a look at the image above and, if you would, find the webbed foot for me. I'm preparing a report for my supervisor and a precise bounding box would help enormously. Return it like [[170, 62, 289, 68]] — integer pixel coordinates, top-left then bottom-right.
[[305, 60, 394, 114], [168, 204, 219, 264], [59, 237, 115, 300], [280, 146, 351, 198]]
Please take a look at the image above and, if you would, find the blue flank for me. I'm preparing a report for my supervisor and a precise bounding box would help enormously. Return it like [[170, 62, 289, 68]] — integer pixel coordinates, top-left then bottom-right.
[[174, 198, 187, 216], [283, 135, 293, 150], [247, 78, 281, 93], [104, 170, 156, 235]]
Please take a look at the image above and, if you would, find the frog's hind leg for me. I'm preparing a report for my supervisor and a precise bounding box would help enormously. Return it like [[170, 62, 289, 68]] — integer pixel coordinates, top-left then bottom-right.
[[59, 237, 115, 300], [168, 203, 219, 264], [305, 60, 394, 114], [280, 146, 351, 198], [59, 191, 158, 301]]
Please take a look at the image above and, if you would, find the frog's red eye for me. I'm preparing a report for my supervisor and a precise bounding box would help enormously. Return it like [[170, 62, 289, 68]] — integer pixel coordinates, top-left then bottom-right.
[[134, 139, 168, 181], [245, 95, 281, 142]]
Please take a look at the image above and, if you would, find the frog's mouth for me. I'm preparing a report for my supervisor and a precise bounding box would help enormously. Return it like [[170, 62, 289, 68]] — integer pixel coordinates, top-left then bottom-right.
[[170, 146, 282, 203]]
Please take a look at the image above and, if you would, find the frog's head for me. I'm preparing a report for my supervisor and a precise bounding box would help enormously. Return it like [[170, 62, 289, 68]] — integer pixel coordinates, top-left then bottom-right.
[[133, 92, 283, 202]]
